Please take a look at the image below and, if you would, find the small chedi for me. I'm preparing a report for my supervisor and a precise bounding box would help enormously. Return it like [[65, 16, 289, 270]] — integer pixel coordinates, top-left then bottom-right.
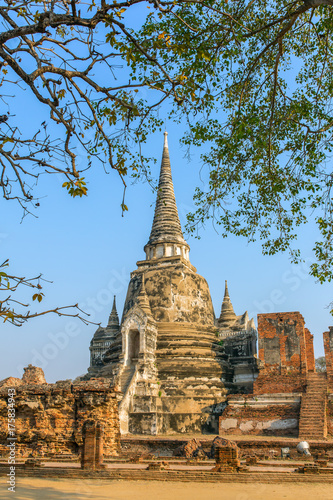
[[86, 133, 333, 439]]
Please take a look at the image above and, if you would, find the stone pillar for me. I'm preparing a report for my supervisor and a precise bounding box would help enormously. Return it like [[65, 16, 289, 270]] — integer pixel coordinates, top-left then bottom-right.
[[323, 327, 333, 389], [305, 328, 315, 372], [212, 441, 241, 472], [95, 422, 104, 469], [81, 420, 105, 470]]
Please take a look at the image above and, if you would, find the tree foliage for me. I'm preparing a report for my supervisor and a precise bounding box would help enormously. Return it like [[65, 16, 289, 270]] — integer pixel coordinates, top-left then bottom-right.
[[0, 0, 202, 324], [315, 355, 327, 372], [0, 259, 95, 326], [2, 0, 333, 324], [0, 0, 184, 213], [133, 0, 333, 285]]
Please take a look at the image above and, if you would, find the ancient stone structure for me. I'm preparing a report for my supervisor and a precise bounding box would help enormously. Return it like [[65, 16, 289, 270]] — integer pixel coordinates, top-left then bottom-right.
[[173, 438, 205, 459], [217, 282, 257, 393], [86, 132, 260, 435], [83, 133, 333, 440], [0, 366, 121, 459], [219, 313, 333, 440], [22, 365, 47, 385], [212, 439, 241, 472], [254, 312, 315, 394], [219, 393, 300, 436], [81, 420, 105, 469], [89, 296, 120, 373]]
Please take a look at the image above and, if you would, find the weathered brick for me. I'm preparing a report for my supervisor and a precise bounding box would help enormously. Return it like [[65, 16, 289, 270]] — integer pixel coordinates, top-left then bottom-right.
[[323, 327, 333, 390], [0, 366, 121, 459], [254, 312, 314, 394]]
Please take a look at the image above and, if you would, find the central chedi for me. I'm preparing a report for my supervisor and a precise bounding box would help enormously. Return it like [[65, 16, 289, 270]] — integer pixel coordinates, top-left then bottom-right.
[[87, 132, 231, 435]]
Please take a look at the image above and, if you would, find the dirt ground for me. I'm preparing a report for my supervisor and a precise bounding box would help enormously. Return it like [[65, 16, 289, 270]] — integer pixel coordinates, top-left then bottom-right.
[[1, 478, 333, 500]]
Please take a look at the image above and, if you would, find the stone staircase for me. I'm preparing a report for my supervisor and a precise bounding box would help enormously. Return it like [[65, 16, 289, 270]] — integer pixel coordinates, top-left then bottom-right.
[[298, 372, 327, 440], [119, 365, 136, 394]]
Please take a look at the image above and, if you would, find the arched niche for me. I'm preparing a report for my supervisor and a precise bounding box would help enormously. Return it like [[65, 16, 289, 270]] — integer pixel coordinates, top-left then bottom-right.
[[127, 329, 140, 365], [121, 313, 146, 366]]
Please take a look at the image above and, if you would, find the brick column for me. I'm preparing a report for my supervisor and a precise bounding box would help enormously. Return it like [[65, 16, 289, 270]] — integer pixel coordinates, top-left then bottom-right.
[[95, 422, 104, 468], [81, 420, 105, 470], [81, 420, 96, 469], [305, 328, 315, 372], [297, 317, 308, 374], [323, 327, 333, 389]]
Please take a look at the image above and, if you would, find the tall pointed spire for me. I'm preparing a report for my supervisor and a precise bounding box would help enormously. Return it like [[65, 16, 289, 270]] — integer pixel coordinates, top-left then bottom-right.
[[147, 132, 185, 246], [218, 281, 237, 326], [107, 295, 119, 328]]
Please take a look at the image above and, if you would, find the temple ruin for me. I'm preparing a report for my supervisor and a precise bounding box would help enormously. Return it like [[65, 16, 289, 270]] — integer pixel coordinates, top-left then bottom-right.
[[86, 133, 260, 434], [1, 134, 332, 458], [0, 365, 121, 459], [86, 133, 333, 439]]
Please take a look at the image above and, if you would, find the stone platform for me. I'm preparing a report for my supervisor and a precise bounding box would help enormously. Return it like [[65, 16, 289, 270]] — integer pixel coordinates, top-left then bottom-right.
[[1, 464, 333, 483]]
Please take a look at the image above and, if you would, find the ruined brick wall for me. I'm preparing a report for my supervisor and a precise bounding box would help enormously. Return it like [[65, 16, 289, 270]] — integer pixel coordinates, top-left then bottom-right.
[[323, 327, 333, 389], [253, 372, 306, 394], [219, 395, 300, 437], [21, 365, 46, 385], [254, 312, 313, 394], [73, 380, 120, 456], [0, 368, 121, 459], [213, 442, 241, 471]]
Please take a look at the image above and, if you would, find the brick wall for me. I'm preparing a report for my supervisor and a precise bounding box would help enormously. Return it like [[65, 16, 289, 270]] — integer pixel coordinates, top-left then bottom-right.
[[0, 367, 121, 459], [323, 327, 333, 390], [253, 372, 306, 394], [214, 444, 240, 470], [219, 394, 300, 437], [327, 396, 333, 437], [254, 312, 314, 394]]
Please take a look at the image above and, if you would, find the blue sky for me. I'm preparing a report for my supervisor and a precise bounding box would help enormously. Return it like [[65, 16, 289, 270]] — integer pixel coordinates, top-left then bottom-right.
[[1, 4, 332, 383]]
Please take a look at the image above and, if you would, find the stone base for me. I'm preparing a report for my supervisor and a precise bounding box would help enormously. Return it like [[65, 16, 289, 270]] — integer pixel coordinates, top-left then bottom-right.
[[211, 465, 247, 472], [147, 461, 170, 470], [219, 393, 301, 436], [297, 465, 333, 474], [24, 459, 44, 467], [128, 409, 221, 435]]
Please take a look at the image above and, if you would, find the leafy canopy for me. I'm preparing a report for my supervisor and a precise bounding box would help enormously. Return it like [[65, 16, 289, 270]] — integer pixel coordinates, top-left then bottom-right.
[[133, 0, 333, 288], [2, 0, 333, 324]]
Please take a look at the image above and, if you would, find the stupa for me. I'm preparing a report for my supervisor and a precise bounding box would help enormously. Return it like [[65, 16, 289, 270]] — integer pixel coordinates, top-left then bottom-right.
[[87, 132, 257, 434]]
